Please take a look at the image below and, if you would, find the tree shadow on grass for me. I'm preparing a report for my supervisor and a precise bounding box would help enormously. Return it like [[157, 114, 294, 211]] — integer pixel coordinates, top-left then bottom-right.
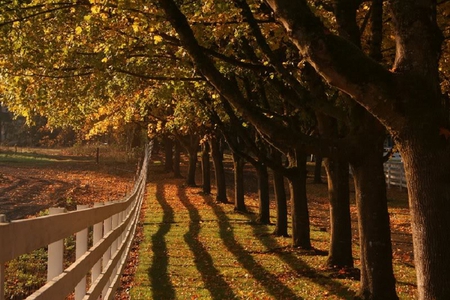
[[247, 214, 358, 299], [148, 182, 176, 300], [200, 193, 304, 300], [177, 186, 237, 300]]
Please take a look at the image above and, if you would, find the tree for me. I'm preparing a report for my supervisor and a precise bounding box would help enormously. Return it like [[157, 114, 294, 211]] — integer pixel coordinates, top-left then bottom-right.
[[160, 1, 397, 299], [264, 0, 450, 298]]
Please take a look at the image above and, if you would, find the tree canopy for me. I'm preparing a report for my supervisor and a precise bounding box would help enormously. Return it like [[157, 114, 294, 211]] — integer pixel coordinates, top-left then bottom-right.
[[2, 1, 450, 299]]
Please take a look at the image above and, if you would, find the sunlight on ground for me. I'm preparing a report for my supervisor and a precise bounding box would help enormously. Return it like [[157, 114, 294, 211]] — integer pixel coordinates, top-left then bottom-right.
[[130, 163, 416, 300]]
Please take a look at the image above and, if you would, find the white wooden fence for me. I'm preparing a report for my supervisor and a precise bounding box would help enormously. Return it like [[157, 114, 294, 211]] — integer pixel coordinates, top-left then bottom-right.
[[0, 142, 153, 300], [384, 160, 407, 190]]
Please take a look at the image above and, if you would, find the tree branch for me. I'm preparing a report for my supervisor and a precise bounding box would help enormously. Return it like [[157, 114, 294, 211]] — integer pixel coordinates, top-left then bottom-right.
[[264, 0, 405, 131], [113, 67, 204, 82], [158, 0, 336, 155]]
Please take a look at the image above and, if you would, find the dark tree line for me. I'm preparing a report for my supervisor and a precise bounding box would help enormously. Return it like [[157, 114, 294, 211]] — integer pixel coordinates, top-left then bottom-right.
[[156, 0, 450, 299]]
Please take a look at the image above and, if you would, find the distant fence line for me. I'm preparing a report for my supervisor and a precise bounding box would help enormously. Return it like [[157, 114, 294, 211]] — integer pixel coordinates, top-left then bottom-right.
[[0, 142, 153, 300], [384, 160, 407, 190]]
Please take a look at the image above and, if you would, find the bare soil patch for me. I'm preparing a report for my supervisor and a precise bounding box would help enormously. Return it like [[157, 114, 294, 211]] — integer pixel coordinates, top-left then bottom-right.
[[0, 150, 138, 221]]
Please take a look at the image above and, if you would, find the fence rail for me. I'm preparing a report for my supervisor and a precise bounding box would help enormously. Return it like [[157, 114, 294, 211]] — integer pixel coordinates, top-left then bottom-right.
[[384, 160, 407, 190], [0, 142, 152, 300]]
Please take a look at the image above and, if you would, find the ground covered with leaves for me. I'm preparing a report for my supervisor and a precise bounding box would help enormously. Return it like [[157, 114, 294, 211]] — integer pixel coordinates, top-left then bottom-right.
[[0, 147, 138, 221], [129, 159, 416, 299], [0, 148, 416, 299], [0, 146, 139, 299]]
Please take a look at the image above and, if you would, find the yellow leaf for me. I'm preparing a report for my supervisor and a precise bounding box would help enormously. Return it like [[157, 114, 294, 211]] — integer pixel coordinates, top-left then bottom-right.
[[154, 35, 163, 44], [84, 15, 91, 21], [75, 26, 83, 35], [91, 5, 100, 14], [132, 22, 139, 33]]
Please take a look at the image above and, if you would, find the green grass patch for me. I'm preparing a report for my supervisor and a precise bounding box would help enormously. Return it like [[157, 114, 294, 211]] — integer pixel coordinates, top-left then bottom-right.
[[0, 152, 65, 164]]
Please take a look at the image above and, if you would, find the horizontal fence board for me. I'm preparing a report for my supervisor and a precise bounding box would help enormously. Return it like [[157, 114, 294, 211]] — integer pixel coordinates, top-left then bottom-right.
[[384, 161, 407, 189], [0, 197, 135, 263]]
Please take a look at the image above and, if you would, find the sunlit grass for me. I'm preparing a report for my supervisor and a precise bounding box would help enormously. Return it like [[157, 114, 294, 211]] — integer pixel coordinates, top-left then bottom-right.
[[130, 163, 417, 299]]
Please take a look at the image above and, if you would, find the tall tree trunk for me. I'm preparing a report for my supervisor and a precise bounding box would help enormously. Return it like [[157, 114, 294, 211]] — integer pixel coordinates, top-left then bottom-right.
[[209, 135, 228, 203], [232, 152, 246, 212], [323, 157, 353, 268], [286, 149, 311, 249], [163, 135, 174, 173], [313, 154, 323, 183], [272, 149, 288, 237], [173, 139, 182, 178], [350, 148, 397, 300], [186, 149, 197, 187], [399, 135, 450, 300], [201, 142, 211, 194], [256, 163, 270, 224]]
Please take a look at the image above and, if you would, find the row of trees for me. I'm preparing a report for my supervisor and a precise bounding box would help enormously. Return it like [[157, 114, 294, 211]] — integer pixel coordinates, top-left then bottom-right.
[[1, 0, 450, 299]]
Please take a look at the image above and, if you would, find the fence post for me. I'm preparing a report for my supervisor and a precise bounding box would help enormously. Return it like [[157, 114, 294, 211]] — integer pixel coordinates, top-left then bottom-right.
[[111, 212, 119, 254], [118, 211, 124, 245], [387, 163, 391, 189], [75, 205, 89, 300], [47, 207, 65, 281], [102, 203, 113, 297], [0, 214, 6, 300], [91, 203, 103, 300]]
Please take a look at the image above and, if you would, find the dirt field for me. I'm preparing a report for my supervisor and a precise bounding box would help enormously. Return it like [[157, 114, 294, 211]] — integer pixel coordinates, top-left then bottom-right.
[[0, 148, 138, 221]]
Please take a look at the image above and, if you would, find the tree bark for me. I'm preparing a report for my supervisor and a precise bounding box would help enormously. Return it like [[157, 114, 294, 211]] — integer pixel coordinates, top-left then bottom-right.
[[323, 157, 353, 268], [271, 149, 288, 237], [186, 149, 197, 187], [201, 141, 211, 194], [256, 162, 271, 224], [313, 154, 323, 183], [209, 135, 228, 203], [173, 139, 182, 178], [350, 147, 398, 300], [177, 134, 200, 186], [163, 135, 174, 173], [399, 133, 450, 300], [286, 149, 311, 249], [232, 152, 246, 212]]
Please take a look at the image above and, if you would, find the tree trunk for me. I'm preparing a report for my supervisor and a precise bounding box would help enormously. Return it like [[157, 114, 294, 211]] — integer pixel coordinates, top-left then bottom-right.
[[399, 135, 450, 300], [271, 148, 288, 237], [209, 135, 228, 203], [313, 154, 323, 183], [232, 152, 246, 212], [286, 149, 311, 249], [201, 142, 211, 194], [186, 149, 197, 187], [323, 157, 353, 268], [173, 139, 182, 178], [256, 163, 270, 224], [163, 135, 174, 173], [350, 149, 397, 300]]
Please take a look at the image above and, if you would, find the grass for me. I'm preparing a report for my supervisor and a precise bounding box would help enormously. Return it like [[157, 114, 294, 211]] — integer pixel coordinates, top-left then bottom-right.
[[130, 162, 417, 299]]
